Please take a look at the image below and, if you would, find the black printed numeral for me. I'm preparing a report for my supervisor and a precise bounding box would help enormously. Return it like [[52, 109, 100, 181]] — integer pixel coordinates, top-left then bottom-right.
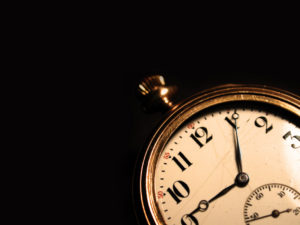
[[225, 111, 239, 129], [283, 131, 300, 149], [181, 214, 198, 225], [225, 116, 236, 129], [167, 180, 190, 204], [172, 152, 192, 171], [254, 116, 273, 133], [190, 127, 213, 148]]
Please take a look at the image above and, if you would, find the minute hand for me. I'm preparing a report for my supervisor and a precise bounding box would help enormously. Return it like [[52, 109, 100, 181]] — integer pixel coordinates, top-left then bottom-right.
[[234, 119, 243, 173]]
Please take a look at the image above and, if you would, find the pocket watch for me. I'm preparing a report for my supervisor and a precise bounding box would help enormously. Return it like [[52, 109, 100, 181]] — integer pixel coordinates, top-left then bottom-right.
[[133, 75, 300, 225]]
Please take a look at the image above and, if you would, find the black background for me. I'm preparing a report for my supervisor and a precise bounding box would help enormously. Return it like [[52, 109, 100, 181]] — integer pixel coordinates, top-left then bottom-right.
[[109, 68, 299, 225]]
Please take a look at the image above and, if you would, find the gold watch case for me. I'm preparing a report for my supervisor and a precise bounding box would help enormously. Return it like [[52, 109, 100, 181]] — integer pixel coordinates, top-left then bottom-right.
[[133, 84, 300, 225]]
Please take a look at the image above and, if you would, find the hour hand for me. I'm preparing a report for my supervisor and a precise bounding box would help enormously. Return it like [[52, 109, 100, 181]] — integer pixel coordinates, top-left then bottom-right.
[[187, 172, 250, 216]]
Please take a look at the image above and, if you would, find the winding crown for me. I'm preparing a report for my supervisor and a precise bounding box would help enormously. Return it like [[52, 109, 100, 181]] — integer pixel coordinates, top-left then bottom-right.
[[137, 75, 177, 113]]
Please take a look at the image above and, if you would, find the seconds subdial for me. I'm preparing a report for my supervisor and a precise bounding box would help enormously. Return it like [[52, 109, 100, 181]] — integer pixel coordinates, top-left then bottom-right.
[[244, 183, 300, 225]]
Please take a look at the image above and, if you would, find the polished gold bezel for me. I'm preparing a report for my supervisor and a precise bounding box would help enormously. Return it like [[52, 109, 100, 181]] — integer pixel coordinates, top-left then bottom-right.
[[137, 84, 300, 225]]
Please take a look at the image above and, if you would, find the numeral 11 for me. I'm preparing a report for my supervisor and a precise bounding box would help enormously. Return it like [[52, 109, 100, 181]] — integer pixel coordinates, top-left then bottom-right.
[[172, 152, 192, 171]]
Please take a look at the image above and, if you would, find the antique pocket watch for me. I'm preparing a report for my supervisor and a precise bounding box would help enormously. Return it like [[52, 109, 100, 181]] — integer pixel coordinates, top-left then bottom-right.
[[133, 75, 300, 225]]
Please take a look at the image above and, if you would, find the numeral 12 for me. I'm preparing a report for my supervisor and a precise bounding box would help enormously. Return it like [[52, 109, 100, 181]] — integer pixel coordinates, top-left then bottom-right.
[[190, 127, 213, 148]]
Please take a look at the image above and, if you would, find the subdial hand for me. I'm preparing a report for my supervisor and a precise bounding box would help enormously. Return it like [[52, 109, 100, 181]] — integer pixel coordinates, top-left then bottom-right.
[[245, 208, 292, 223]]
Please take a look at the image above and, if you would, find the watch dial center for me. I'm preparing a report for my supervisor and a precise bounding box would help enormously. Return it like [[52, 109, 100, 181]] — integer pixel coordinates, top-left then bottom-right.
[[235, 172, 249, 187]]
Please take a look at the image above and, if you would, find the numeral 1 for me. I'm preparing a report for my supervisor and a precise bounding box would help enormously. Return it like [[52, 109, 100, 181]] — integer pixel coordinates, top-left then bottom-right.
[[172, 152, 192, 171], [225, 111, 239, 129], [225, 117, 236, 129]]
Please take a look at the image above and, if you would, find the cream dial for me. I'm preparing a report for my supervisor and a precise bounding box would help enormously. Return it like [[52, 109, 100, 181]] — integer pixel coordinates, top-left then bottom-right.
[[153, 104, 300, 225]]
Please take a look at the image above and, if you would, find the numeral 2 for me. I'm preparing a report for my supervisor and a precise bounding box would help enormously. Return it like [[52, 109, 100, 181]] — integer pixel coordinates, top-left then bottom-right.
[[190, 127, 213, 148], [254, 116, 273, 133]]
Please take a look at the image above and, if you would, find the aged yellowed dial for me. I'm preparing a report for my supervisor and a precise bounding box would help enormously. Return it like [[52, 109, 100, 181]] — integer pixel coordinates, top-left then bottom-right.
[[154, 103, 299, 225]]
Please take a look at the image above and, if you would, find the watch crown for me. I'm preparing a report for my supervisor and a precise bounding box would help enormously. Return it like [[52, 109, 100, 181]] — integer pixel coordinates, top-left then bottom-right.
[[137, 75, 177, 113]]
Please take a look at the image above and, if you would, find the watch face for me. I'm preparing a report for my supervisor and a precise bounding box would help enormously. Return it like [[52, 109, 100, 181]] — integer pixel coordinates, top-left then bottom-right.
[[152, 101, 300, 225]]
